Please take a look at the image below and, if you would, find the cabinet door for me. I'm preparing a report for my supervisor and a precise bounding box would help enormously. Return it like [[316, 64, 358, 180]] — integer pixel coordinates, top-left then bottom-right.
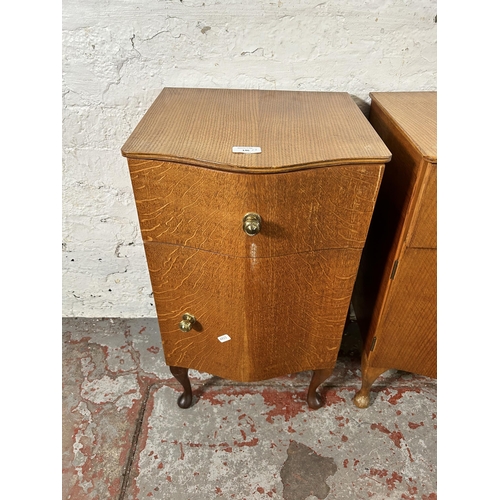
[[144, 242, 361, 381], [370, 247, 437, 378]]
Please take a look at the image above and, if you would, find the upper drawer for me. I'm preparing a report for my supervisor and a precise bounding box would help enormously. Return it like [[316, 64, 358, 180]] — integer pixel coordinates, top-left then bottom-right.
[[127, 159, 384, 258]]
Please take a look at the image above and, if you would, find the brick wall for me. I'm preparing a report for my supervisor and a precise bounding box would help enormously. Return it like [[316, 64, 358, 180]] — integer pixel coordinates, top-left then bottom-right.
[[62, 0, 437, 317]]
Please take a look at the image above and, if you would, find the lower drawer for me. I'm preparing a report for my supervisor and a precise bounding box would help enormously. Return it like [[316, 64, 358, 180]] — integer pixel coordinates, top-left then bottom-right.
[[144, 242, 362, 381]]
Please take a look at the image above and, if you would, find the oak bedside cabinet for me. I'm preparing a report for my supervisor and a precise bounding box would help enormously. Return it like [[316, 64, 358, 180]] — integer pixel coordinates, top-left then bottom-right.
[[122, 88, 391, 410], [351, 92, 437, 408]]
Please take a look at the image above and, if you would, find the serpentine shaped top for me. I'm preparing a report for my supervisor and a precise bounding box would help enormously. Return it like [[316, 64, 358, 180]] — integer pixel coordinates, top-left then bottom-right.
[[122, 87, 391, 173]]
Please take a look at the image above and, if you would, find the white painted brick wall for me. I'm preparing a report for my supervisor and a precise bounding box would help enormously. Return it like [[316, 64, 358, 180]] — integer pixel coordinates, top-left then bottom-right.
[[62, 0, 437, 317]]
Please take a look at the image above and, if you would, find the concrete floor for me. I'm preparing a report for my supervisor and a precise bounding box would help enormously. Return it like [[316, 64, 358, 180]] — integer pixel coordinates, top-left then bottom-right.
[[62, 317, 437, 500]]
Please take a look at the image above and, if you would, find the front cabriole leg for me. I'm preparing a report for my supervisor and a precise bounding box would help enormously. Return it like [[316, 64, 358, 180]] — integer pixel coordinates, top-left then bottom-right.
[[307, 368, 333, 409], [353, 350, 388, 408], [170, 365, 193, 408]]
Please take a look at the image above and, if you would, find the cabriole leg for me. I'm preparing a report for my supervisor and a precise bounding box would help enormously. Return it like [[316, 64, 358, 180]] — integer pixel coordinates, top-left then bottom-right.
[[170, 366, 193, 409], [307, 368, 333, 409], [353, 352, 387, 408]]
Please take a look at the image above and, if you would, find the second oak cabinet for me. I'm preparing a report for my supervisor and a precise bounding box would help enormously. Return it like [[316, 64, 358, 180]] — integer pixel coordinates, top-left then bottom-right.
[[352, 91, 437, 408]]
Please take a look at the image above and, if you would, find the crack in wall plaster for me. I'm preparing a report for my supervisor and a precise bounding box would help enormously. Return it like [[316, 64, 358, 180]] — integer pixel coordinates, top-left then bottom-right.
[[241, 47, 265, 56], [142, 30, 170, 41]]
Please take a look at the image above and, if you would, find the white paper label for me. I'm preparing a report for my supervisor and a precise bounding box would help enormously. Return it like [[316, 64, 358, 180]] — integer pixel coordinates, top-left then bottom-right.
[[218, 334, 231, 343], [232, 146, 261, 154]]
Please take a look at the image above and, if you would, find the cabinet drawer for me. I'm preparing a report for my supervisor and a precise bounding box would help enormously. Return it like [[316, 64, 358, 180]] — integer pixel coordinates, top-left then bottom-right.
[[129, 159, 383, 258], [144, 242, 361, 381]]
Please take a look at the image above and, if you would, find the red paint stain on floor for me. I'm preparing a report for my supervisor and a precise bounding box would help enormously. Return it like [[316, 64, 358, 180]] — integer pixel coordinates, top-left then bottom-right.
[[422, 494, 437, 500], [238, 413, 257, 433], [234, 437, 259, 448], [200, 390, 227, 406], [324, 390, 346, 405], [261, 389, 306, 423], [384, 387, 421, 405], [66, 336, 92, 345], [206, 441, 233, 452], [406, 446, 415, 463], [370, 468, 388, 479], [408, 421, 424, 429], [336, 416, 345, 427], [386, 471, 403, 490], [147, 346, 160, 354], [371, 423, 404, 449], [107, 477, 122, 498]]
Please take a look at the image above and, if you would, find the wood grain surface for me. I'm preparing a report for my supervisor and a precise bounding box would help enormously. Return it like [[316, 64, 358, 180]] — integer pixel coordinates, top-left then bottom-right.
[[128, 159, 384, 257], [144, 242, 361, 382], [122, 88, 391, 172], [369, 92, 437, 163], [370, 247, 436, 378], [406, 162, 437, 249], [351, 91, 437, 400], [352, 99, 427, 341], [123, 88, 391, 386]]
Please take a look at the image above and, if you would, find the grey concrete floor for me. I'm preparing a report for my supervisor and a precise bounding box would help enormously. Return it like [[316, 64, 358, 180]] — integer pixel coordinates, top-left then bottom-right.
[[62, 317, 437, 500]]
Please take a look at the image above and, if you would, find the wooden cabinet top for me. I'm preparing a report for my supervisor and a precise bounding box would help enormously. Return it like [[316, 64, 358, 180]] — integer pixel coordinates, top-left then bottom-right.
[[369, 92, 437, 164], [122, 88, 391, 173]]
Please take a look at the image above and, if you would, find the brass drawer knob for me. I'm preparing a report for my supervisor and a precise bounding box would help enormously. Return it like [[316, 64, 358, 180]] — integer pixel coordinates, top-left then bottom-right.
[[242, 212, 262, 236], [179, 313, 196, 332]]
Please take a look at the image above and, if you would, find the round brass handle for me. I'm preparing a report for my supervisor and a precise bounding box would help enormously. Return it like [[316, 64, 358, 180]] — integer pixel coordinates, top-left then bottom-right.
[[242, 213, 262, 236], [179, 313, 196, 332]]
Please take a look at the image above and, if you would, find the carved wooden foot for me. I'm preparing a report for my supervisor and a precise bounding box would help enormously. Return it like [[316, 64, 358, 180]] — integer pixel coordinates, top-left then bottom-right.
[[170, 366, 193, 409], [353, 351, 387, 408], [306, 368, 333, 409]]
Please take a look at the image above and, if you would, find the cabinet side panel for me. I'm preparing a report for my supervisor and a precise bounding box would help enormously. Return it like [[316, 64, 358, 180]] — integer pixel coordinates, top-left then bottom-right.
[[406, 162, 437, 249], [370, 247, 436, 378], [352, 100, 427, 350], [128, 159, 383, 257], [144, 243, 359, 382]]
